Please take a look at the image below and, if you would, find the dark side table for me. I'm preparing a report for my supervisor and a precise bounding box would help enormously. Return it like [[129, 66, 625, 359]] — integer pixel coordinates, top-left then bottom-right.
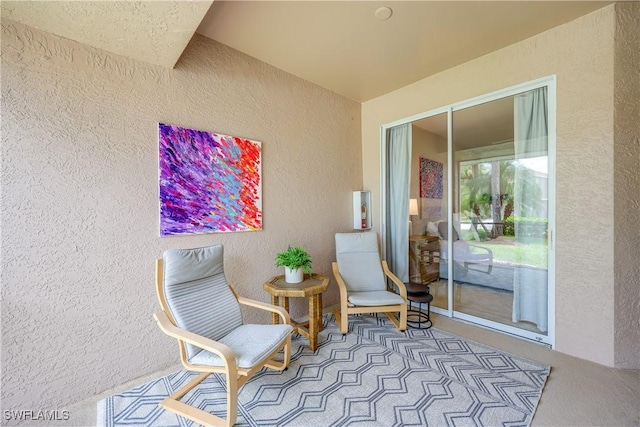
[[404, 282, 433, 329]]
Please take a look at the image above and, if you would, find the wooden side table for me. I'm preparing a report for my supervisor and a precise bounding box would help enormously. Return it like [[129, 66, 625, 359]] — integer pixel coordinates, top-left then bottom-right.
[[409, 235, 440, 284], [263, 273, 329, 351]]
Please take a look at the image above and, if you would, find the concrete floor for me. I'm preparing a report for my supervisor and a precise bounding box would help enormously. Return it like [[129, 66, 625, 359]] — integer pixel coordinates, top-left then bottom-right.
[[43, 312, 640, 427]]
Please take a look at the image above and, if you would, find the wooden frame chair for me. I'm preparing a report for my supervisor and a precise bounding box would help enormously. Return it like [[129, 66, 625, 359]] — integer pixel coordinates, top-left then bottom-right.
[[332, 232, 407, 334], [153, 245, 293, 426]]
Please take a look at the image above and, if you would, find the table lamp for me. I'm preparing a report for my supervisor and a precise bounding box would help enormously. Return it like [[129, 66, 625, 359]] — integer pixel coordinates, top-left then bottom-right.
[[409, 198, 418, 235]]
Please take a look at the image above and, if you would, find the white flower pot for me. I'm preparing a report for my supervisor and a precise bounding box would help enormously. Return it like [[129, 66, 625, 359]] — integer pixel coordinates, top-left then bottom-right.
[[284, 267, 304, 284]]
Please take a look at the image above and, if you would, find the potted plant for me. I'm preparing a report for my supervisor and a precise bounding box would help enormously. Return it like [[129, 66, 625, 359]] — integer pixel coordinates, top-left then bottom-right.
[[275, 246, 312, 283]]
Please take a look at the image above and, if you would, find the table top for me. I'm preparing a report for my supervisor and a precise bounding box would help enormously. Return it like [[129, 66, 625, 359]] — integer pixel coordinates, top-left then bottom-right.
[[404, 281, 431, 295], [263, 273, 329, 297]]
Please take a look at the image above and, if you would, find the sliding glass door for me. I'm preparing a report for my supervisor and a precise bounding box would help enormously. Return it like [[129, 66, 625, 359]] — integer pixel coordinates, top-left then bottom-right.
[[409, 113, 449, 311], [451, 87, 550, 340], [381, 77, 555, 345]]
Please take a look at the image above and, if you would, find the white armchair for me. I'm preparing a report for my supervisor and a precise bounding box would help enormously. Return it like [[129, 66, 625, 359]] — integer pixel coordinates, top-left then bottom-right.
[[436, 221, 493, 273], [153, 245, 293, 426], [332, 232, 408, 334]]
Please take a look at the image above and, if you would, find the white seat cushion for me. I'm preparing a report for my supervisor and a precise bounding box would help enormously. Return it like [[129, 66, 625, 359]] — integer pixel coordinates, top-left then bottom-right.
[[188, 324, 293, 369], [348, 290, 405, 307]]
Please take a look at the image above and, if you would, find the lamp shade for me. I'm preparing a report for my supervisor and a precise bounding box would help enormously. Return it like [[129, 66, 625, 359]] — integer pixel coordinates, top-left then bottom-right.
[[409, 199, 419, 216]]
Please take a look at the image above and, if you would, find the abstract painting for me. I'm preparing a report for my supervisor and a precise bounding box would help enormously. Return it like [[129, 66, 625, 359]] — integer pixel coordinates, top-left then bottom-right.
[[158, 123, 262, 236], [419, 157, 443, 199]]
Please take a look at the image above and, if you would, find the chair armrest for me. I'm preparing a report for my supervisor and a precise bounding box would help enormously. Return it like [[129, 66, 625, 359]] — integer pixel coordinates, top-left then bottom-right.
[[332, 262, 349, 302], [236, 296, 291, 325], [381, 261, 407, 300], [153, 310, 236, 370], [468, 244, 494, 258]]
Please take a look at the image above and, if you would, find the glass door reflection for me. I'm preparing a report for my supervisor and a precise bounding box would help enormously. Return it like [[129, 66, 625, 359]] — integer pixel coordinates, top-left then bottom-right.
[[407, 113, 449, 311], [450, 90, 549, 337]]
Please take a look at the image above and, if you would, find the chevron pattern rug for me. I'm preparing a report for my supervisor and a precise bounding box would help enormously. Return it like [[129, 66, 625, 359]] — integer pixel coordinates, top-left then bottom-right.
[[97, 314, 549, 426]]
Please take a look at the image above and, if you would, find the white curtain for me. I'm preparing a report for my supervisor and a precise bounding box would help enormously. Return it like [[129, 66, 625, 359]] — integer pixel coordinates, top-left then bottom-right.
[[386, 124, 411, 282], [512, 87, 549, 332]]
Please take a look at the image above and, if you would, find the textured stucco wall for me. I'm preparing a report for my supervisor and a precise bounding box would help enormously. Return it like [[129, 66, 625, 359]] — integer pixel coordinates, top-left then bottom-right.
[[613, 2, 640, 370], [362, 5, 621, 366], [1, 21, 361, 413], [0, 1, 213, 68]]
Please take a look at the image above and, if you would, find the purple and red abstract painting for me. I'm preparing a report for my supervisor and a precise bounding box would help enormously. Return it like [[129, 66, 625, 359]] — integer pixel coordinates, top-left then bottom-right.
[[419, 157, 443, 199], [159, 123, 262, 236]]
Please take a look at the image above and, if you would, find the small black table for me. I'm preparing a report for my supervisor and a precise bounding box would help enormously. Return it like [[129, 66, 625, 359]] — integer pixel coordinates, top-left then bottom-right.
[[404, 282, 433, 329]]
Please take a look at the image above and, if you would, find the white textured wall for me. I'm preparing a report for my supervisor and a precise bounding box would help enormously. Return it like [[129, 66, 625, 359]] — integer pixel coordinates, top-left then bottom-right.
[[1, 21, 361, 413], [0, 1, 213, 68], [613, 2, 640, 369], [362, 5, 626, 367]]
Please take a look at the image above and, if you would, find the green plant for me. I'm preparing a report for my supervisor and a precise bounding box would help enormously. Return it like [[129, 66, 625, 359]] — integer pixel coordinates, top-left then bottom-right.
[[275, 246, 312, 274], [503, 216, 548, 237]]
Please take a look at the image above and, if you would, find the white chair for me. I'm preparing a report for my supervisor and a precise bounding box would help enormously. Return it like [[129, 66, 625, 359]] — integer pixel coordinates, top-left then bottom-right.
[[153, 244, 293, 426], [332, 232, 407, 334], [438, 221, 493, 274]]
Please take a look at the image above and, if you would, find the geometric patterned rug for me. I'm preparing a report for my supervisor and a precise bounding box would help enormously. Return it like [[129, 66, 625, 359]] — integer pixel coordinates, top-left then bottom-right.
[[97, 314, 550, 426]]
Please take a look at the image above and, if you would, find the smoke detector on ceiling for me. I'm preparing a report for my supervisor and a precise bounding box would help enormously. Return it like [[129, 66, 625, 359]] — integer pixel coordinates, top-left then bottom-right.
[[374, 7, 393, 21]]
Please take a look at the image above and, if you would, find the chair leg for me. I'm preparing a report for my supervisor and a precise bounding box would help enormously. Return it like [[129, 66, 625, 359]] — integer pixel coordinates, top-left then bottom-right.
[[264, 335, 292, 371], [399, 304, 407, 331], [383, 307, 407, 332], [160, 371, 238, 426], [384, 312, 400, 329], [333, 309, 348, 335], [225, 370, 238, 426], [168, 372, 210, 401]]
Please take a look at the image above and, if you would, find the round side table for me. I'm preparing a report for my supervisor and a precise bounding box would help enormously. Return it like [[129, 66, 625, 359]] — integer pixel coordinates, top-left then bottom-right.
[[404, 282, 433, 329]]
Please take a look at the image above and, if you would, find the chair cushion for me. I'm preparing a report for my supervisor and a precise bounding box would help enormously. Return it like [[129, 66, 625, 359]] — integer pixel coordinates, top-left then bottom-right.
[[440, 240, 492, 263], [163, 245, 244, 359], [348, 290, 405, 307], [335, 232, 387, 293], [438, 221, 459, 241], [427, 221, 442, 238], [188, 324, 293, 369], [164, 245, 224, 286]]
